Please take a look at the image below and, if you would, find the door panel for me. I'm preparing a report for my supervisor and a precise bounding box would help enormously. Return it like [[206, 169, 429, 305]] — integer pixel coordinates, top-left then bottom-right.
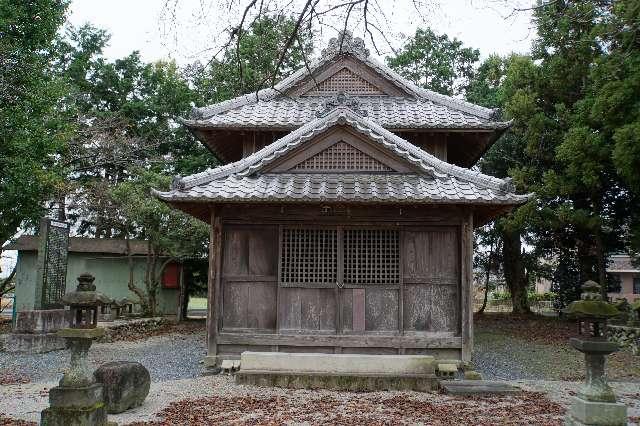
[[402, 228, 459, 333]]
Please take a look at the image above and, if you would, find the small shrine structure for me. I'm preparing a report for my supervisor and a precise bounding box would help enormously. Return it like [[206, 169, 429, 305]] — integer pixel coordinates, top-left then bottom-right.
[[155, 32, 528, 367]]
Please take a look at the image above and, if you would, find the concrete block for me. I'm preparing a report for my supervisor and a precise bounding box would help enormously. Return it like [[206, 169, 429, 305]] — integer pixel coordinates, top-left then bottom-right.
[[566, 396, 627, 426], [239, 352, 435, 375], [236, 371, 438, 392], [1, 333, 66, 353], [14, 309, 70, 334]]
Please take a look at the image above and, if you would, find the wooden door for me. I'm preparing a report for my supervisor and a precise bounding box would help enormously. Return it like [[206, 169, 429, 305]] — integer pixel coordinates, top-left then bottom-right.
[[221, 226, 278, 332], [402, 227, 459, 333], [340, 228, 400, 335]]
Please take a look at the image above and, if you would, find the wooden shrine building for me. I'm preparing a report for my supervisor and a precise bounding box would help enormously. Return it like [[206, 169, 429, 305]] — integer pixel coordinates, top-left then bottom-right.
[[155, 32, 528, 366]]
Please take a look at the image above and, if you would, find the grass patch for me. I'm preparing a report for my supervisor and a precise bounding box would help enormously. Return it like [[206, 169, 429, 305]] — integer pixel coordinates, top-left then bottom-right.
[[187, 297, 207, 310]]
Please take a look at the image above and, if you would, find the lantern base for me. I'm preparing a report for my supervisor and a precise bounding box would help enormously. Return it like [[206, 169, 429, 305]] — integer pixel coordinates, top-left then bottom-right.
[[565, 396, 627, 426], [41, 382, 109, 426]]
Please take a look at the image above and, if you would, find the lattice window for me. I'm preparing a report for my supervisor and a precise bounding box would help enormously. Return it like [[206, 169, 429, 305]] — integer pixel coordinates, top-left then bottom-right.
[[281, 229, 338, 286], [344, 229, 400, 285], [292, 142, 392, 171], [304, 68, 384, 95]]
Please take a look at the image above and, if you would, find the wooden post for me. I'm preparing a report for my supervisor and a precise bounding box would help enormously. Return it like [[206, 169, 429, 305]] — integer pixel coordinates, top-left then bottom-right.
[[206, 207, 221, 364], [461, 211, 474, 361]]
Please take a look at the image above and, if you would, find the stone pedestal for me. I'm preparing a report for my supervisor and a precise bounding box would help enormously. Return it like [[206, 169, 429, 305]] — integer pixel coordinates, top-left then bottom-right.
[[40, 327, 109, 426], [565, 396, 627, 426], [1, 310, 70, 353], [564, 338, 628, 426], [41, 383, 108, 426]]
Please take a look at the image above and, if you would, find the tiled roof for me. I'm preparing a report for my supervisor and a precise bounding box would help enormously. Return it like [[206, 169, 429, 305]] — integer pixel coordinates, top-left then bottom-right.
[[607, 255, 640, 273], [4, 236, 152, 255], [155, 173, 528, 205], [155, 107, 528, 206], [185, 32, 509, 131], [183, 97, 509, 131]]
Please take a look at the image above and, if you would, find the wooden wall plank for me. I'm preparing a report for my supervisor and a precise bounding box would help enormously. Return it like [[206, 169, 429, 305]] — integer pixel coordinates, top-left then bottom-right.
[[365, 288, 399, 331], [352, 288, 365, 332]]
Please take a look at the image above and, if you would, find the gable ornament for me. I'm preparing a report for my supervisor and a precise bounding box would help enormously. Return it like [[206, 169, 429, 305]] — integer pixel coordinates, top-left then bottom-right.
[[316, 91, 368, 118], [321, 30, 370, 58]]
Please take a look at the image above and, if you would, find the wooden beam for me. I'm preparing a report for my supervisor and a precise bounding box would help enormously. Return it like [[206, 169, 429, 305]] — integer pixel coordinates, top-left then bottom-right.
[[207, 207, 221, 359], [460, 211, 474, 362], [216, 332, 462, 349]]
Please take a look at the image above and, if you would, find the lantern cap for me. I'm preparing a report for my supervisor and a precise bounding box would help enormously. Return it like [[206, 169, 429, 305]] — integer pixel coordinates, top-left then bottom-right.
[[563, 280, 620, 320], [61, 273, 112, 307]]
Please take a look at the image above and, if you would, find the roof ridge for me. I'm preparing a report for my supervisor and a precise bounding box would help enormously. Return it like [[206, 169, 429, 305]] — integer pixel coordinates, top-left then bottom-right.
[[188, 30, 499, 122]]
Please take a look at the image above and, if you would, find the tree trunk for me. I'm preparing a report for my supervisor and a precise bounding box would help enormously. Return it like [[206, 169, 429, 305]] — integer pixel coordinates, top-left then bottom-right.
[[125, 237, 149, 309], [477, 240, 495, 315], [594, 228, 608, 300], [502, 229, 530, 314]]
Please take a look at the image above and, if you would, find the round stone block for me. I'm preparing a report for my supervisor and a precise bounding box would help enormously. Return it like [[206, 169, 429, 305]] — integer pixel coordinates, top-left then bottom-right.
[[94, 361, 150, 414]]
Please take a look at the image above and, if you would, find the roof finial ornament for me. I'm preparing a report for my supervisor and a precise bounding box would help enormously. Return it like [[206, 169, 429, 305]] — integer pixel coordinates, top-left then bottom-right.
[[316, 91, 368, 117], [321, 30, 370, 58], [171, 176, 185, 190]]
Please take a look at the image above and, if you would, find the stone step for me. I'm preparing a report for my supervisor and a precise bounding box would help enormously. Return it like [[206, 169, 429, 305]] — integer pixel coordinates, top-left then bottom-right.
[[236, 370, 438, 392], [239, 352, 436, 375], [440, 380, 521, 396]]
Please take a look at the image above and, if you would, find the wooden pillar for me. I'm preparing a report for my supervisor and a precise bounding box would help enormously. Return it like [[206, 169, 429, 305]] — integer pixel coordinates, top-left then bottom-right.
[[461, 211, 474, 361], [206, 207, 222, 364]]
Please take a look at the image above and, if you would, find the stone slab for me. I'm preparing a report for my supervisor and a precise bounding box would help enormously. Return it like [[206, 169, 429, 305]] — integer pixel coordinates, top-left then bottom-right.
[[58, 327, 105, 339], [566, 396, 627, 426], [1, 332, 66, 353], [239, 352, 435, 375], [440, 380, 521, 396], [236, 370, 438, 392], [14, 309, 70, 334]]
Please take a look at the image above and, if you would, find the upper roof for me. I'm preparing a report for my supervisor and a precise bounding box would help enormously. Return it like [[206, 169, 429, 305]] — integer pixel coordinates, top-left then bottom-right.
[[607, 254, 640, 273], [5, 236, 152, 255], [156, 106, 528, 211], [184, 31, 510, 133]]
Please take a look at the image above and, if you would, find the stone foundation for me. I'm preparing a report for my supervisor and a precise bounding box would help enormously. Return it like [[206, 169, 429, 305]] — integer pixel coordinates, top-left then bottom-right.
[[1, 310, 70, 353], [565, 396, 627, 426], [1, 333, 66, 353], [236, 370, 438, 391], [235, 352, 438, 391]]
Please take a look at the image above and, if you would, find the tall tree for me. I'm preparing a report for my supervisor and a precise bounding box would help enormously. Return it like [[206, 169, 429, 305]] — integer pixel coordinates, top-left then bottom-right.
[[0, 0, 70, 281], [387, 28, 480, 96], [190, 15, 313, 104]]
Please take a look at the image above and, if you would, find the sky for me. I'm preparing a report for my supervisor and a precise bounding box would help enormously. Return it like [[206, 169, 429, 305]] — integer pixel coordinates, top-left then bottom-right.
[[1, 0, 536, 279], [66, 0, 535, 64]]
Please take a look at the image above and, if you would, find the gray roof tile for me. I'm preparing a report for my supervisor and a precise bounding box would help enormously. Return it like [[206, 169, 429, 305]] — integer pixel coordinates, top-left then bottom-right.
[[155, 107, 528, 206]]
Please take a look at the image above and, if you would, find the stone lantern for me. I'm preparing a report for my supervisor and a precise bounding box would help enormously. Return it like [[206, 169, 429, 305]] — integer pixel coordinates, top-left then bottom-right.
[[41, 273, 112, 426], [563, 280, 627, 426]]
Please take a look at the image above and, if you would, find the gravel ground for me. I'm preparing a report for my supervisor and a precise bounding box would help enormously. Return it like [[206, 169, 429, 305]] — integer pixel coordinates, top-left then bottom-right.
[[0, 330, 207, 384], [473, 330, 550, 380], [2, 375, 638, 425]]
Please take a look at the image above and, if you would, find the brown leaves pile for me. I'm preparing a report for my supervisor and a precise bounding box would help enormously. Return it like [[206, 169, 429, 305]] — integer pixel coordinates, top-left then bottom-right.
[[0, 372, 30, 386], [101, 319, 205, 343], [0, 415, 36, 426], [474, 313, 576, 345], [133, 391, 565, 425]]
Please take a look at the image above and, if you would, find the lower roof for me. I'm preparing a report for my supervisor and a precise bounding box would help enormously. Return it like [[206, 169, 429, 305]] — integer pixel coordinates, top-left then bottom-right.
[[156, 173, 528, 206]]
